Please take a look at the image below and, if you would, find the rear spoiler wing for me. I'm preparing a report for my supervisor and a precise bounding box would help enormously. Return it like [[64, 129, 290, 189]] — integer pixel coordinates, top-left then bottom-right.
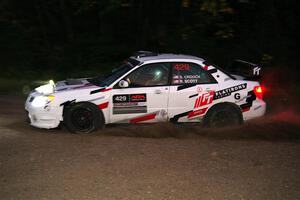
[[227, 59, 262, 81]]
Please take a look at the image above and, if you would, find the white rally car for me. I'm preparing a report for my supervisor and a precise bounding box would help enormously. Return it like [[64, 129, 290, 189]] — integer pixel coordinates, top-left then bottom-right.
[[25, 52, 266, 133]]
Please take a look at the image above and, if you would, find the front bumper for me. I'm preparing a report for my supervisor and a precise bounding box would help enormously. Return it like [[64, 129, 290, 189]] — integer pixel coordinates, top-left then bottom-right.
[[25, 95, 63, 129]]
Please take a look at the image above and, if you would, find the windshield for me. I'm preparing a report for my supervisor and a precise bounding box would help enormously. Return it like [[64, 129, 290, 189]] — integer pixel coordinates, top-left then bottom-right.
[[88, 63, 134, 87]]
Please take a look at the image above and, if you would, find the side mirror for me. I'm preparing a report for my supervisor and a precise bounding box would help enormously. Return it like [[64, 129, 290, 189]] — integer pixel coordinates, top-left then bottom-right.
[[118, 80, 129, 88]]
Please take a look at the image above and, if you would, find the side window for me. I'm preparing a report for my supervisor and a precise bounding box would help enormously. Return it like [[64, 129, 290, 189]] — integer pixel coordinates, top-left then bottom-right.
[[171, 63, 216, 84], [125, 63, 170, 87]]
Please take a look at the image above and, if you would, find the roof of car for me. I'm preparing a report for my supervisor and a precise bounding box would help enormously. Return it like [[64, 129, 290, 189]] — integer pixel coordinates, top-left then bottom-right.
[[131, 53, 205, 63]]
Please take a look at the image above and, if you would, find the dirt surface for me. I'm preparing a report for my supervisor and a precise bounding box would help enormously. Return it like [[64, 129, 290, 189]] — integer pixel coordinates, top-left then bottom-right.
[[0, 96, 300, 200]]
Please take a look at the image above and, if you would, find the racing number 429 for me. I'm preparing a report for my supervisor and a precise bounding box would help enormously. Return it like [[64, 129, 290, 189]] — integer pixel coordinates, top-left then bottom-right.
[[114, 95, 128, 102]]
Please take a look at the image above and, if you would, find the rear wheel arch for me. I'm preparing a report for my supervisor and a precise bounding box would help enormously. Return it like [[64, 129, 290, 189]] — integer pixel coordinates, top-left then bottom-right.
[[203, 102, 243, 127]]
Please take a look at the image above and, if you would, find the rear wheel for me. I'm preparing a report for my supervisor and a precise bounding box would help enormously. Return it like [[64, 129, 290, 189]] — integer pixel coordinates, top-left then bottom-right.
[[203, 104, 243, 128], [64, 103, 104, 133]]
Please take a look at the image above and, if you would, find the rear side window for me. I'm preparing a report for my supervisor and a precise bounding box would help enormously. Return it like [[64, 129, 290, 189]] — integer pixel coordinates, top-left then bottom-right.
[[171, 63, 216, 84]]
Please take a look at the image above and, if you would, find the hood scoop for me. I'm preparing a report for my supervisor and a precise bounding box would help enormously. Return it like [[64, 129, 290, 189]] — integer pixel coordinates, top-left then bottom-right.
[[55, 78, 96, 92], [65, 79, 84, 85]]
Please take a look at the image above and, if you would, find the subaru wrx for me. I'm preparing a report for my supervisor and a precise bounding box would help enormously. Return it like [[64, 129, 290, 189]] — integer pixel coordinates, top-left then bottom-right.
[[25, 51, 266, 133]]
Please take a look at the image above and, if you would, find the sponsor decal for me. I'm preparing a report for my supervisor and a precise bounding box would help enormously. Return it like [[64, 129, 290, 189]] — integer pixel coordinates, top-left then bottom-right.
[[234, 93, 241, 100], [113, 93, 147, 114], [253, 66, 261, 75], [113, 94, 129, 103], [130, 94, 146, 102], [184, 76, 199, 84], [194, 91, 214, 109], [114, 102, 139, 107], [187, 91, 214, 119], [113, 94, 147, 103], [173, 75, 201, 84], [214, 83, 247, 100]]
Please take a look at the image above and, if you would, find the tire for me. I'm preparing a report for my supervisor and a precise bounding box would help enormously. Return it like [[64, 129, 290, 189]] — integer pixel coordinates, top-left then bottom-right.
[[203, 103, 243, 128], [64, 102, 104, 133]]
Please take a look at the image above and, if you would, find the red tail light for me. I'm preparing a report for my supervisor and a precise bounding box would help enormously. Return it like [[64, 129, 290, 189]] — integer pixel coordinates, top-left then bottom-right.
[[254, 86, 264, 100]]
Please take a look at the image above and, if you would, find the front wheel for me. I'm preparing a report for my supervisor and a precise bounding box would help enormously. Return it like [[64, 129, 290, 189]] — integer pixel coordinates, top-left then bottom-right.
[[64, 103, 104, 133], [203, 104, 243, 128]]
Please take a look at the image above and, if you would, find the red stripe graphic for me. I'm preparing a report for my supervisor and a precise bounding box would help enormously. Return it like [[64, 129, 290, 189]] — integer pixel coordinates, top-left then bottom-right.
[[130, 113, 156, 123], [188, 107, 208, 118], [98, 102, 109, 109], [197, 95, 202, 108], [101, 88, 112, 92], [242, 107, 250, 112], [194, 98, 199, 108]]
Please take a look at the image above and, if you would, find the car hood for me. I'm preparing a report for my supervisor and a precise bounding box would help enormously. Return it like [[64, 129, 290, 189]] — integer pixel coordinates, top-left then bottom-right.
[[55, 78, 98, 92], [33, 78, 102, 95]]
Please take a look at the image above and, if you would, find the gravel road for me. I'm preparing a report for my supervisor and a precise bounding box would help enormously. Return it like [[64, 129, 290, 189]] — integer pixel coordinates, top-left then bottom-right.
[[0, 96, 300, 200]]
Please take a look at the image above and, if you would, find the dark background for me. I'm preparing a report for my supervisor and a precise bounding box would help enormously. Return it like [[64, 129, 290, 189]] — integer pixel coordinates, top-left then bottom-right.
[[0, 0, 299, 81]]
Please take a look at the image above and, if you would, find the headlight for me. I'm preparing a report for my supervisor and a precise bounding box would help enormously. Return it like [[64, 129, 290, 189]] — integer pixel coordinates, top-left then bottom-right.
[[35, 80, 55, 95], [31, 95, 55, 107]]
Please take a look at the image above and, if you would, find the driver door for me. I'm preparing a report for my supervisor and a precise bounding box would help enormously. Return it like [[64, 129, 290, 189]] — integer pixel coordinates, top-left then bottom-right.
[[109, 63, 170, 123]]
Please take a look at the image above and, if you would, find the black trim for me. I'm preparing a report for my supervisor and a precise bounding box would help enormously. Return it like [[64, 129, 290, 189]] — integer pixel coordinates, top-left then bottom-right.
[[90, 88, 106, 94], [170, 110, 192, 123], [189, 93, 198, 98], [240, 90, 256, 110], [203, 60, 236, 80], [60, 99, 76, 107], [208, 69, 217, 74], [177, 84, 197, 91], [127, 58, 141, 67]]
